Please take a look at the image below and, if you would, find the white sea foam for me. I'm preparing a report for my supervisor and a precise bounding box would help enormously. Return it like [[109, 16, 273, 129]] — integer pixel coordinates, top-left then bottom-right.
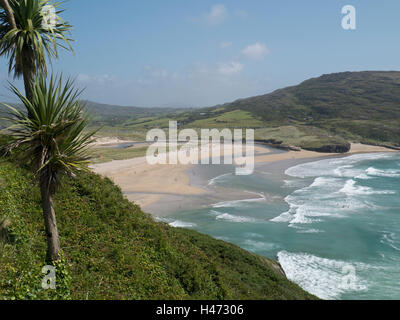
[[285, 153, 392, 178], [296, 228, 324, 234], [366, 167, 400, 178], [243, 240, 277, 251], [271, 201, 326, 225], [339, 179, 395, 196], [243, 232, 264, 239], [215, 236, 231, 242], [215, 213, 257, 223], [381, 232, 400, 252], [308, 177, 339, 188], [278, 251, 369, 300], [354, 173, 371, 180], [153, 216, 166, 222], [333, 165, 362, 178], [271, 177, 376, 226], [270, 211, 293, 223], [208, 173, 232, 186], [209, 210, 222, 215], [274, 155, 400, 299], [282, 179, 307, 189], [212, 192, 266, 208], [155, 217, 197, 228], [169, 220, 197, 228]]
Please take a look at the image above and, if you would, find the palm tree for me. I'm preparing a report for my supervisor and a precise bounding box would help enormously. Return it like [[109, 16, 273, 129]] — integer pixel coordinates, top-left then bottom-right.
[[1, 74, 96, 261], [0, 0, 16, 29], [0, 0, 73, 101]]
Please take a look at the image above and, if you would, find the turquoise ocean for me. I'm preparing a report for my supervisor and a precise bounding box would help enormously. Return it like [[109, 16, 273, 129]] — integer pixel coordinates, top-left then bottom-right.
[[160, 151, 400, 300]]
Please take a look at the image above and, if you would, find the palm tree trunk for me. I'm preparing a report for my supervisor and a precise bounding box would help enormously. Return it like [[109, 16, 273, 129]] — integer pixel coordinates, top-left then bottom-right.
[[22, 67, 33, 101], [0, 0, 17, 29], [22, 46, 34, 110], [40, 177, 61, 262]]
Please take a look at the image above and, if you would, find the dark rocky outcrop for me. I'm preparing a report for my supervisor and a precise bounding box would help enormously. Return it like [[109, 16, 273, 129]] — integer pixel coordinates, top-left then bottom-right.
[[302, 142, 351, 153]]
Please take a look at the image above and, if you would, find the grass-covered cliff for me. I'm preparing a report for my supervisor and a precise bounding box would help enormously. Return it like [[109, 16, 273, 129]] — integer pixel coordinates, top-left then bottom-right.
[[0, 157, 315, 300]]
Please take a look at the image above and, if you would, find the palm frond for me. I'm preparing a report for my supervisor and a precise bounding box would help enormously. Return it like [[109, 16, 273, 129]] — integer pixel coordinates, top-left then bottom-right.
[[2, 74, 97, 194], [0, 0, 73, 79]]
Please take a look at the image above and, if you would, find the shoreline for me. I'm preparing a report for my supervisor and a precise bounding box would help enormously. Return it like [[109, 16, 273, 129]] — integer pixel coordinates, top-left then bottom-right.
[[90, 143, 399, 212]]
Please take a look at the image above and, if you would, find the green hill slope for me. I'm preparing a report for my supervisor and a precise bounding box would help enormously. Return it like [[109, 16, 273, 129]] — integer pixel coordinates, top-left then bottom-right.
[[230, 71, 400, 122], [178, 71, 400, 151], [0, 157, 315, 300]]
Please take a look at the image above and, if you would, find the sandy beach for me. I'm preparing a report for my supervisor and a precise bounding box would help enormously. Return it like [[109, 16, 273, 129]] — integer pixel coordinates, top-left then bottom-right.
[[91, 136, 135, 147], [91, 142, 398, 209]]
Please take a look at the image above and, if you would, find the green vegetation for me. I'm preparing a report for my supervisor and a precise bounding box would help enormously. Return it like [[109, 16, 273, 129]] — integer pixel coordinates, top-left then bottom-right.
[[227, 71, 400, 122], [85, 101, 189, 128], [2, 75, 96, 262], [255, 126, 350, 152], [0, 155, 316, 300], [90, 145, 149, 164], [188, 110, 265, 128]]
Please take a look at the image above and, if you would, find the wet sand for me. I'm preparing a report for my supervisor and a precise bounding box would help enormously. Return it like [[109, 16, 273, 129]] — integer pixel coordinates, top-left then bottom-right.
[[91, 143, 398, 210]]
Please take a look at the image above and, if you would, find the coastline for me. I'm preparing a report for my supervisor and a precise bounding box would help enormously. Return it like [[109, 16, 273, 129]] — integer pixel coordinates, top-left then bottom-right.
[[90, 142, 399, 212], [146, 148, 400, 300]]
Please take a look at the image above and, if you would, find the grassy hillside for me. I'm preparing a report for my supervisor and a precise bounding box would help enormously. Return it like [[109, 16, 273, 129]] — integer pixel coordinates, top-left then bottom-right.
[[201, 71, 400, 149], [230, 71, 400, 122], [0, 153, 315, 300]]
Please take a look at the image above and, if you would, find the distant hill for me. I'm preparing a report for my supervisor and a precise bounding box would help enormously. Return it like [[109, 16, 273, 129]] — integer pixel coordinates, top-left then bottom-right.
[[2, 72, 400, 152], [0, 100, 188, 129], [84, 101, 188, 126], [228, 71, 400, 122], [179, 71, 400, 151]]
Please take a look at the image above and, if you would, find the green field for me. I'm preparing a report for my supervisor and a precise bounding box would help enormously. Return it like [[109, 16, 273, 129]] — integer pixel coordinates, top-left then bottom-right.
[[188, 110, 265, 128], [89, 145, 149, 164]]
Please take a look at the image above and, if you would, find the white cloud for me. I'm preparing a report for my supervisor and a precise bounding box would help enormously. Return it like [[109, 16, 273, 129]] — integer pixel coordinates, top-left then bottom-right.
[[220, 41, 232, 49], [142, 65, 169, 80], [204, 4, 228, 25], [72, 61, 271, 108], [217, 61, 243, 76], [242, 43, 269, 60], [77, 74, 117, 84]]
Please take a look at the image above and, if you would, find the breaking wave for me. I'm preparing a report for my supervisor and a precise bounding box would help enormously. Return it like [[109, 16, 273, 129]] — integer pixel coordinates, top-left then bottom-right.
[[278, 251, 369, 300]]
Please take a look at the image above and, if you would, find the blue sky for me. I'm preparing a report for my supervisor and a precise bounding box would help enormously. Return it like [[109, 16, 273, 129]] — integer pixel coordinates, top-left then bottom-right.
[[1, 0, 400, 107]]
